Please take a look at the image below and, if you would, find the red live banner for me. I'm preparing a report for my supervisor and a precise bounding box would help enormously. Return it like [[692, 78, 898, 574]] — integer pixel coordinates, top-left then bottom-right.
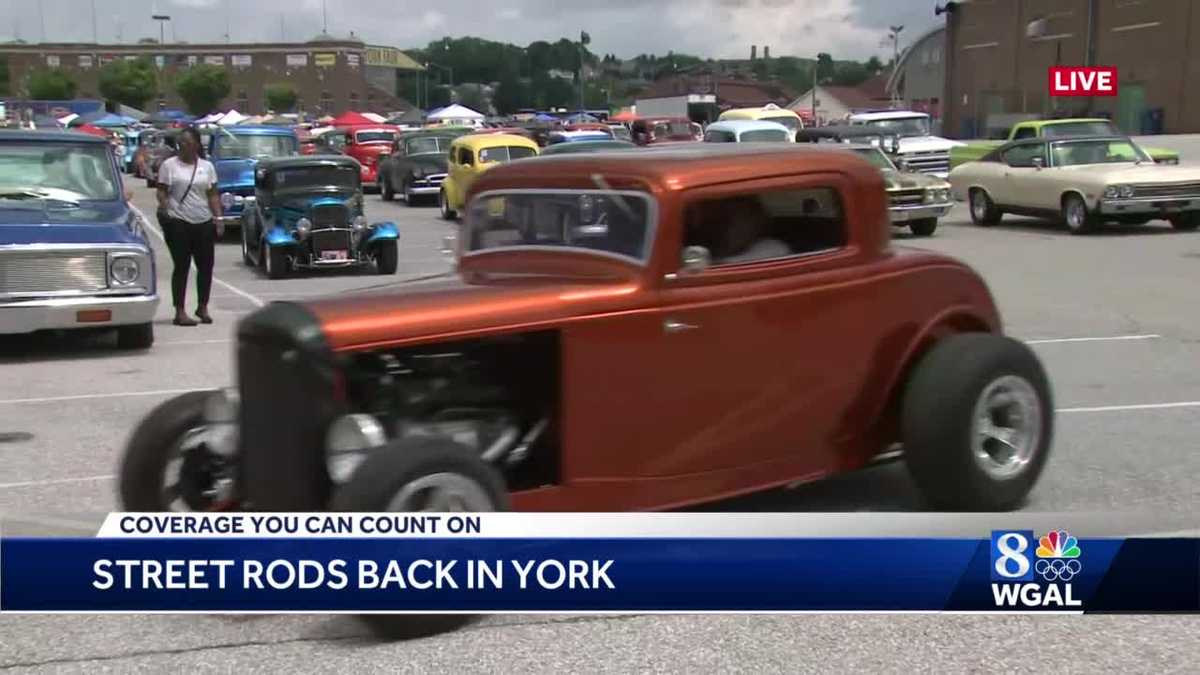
[[1048, 66, 1119, 97]]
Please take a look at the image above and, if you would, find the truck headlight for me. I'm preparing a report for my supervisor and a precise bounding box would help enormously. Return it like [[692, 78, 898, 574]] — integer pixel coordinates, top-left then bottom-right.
[[1103, 185, 1120, 199], [220, 192, 235, 209], [325, 414, 387, 484], [352, 215, 367, 231], [109, 256, 140, 285], [296, 217, 312, 238], [1118, 184, 1135, 198]]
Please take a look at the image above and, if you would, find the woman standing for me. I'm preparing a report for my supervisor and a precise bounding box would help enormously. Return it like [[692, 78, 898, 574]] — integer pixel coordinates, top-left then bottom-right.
[[156, 126, 223, 326]]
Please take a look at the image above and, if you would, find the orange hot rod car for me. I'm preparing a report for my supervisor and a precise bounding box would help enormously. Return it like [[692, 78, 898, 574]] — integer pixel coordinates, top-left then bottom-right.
[[121, 144, 1054, 516]]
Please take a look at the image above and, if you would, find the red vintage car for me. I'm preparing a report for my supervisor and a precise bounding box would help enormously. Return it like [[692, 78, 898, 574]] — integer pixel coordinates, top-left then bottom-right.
[[339, 125, 400, 189], [631, 116, 702, 145], [120, 144, 1053, 631]]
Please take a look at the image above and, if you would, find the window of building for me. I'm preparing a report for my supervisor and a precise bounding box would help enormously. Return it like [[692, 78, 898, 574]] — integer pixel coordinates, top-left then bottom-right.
[[319, 91, 334, 113], [682, 188, 847, 266], [79, 55, 93, 68], [46, 55, 60, 67], [236, 90, 249, 111], [349, 92, 361, 107]]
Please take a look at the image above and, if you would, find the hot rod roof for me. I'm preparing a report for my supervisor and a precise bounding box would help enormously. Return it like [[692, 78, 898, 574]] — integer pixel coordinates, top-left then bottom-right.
[[258, 155, 360, 170], [473, 143, 880, 193]]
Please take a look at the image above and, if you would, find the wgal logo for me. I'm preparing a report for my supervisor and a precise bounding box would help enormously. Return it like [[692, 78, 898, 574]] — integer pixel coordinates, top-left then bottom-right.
[[990, 530, 1083, 608]]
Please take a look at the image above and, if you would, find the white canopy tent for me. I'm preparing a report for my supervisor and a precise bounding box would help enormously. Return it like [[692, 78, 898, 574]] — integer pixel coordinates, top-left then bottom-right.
[[195, 111, 224, 124], [426, 104, 485, 127], [216, 110, 248, 126]]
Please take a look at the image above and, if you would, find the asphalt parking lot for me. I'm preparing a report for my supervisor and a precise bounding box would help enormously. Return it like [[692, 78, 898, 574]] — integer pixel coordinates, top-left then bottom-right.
[[1, 181, 1198, 670]]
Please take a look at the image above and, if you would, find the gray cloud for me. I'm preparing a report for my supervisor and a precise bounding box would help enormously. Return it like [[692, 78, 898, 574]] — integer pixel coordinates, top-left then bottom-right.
[[1, 0, 942, 60]]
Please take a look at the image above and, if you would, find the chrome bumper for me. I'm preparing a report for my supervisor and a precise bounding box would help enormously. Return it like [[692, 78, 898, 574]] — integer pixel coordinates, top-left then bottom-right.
[[408, 184, 441, 195], [1098, 197, 1200, 215], [0, 294, 160, 335], [216, 215, 243, 227], [888, 202, 952, 222]]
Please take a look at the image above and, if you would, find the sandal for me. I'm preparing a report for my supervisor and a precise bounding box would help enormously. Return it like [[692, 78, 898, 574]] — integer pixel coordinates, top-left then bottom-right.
[[173, 315, 198, 327], [196, 310, 213, 325]]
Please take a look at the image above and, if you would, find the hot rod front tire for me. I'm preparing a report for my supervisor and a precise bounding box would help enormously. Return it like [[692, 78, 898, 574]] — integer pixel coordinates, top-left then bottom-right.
[[333, 439, 509, 639], [381, 175, 395, 201], [118, 391, 211, 511], [376, 242, 398, 275], [265, 243, 288, 279], [901, 333, 1053, 511]]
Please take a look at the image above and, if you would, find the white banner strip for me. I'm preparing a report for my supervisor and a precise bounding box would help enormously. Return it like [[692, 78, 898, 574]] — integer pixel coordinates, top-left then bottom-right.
[[95, 512, 1190, 539]]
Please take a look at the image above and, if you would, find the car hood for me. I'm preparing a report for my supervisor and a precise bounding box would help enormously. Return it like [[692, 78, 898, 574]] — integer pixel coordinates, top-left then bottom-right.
[[302, 277, 645, 351], [0, 201, 143, 245], [898, 136, 965, 153], [1066, 163, 1200, 184], [215, 158, 256, 188], [275, 193, 354, 213], [407, 154, 449, 172]]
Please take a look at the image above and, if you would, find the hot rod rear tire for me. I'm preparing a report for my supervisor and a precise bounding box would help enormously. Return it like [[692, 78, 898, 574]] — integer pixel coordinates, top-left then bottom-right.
[[376, 241, 398, 275], [901, 334, 1053, 511], [333, 439, 509, 639], [118, 391, 211, 511]]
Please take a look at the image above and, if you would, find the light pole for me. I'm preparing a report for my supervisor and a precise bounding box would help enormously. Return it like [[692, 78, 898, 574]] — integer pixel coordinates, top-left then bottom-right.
[[888, 25, 904, 68], [578, 31, 591, 114], [152, 14, 171, 44]]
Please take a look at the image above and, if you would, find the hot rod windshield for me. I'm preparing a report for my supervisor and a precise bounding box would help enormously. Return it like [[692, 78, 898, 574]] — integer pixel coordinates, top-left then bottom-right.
[[274, 165, 359, 190], [215, 133, 297, 159], [466, 190, 654, 264]]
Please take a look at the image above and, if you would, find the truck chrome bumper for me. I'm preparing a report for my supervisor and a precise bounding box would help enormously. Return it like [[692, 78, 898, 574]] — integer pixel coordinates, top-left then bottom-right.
[[888, 202, 952, 222], [0, 294, 160, 334]]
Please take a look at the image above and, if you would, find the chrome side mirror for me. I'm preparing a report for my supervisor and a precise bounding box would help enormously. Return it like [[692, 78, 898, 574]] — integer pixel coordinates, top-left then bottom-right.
[[680, 245, 711, 274], [1031, 156, 1045, 170]]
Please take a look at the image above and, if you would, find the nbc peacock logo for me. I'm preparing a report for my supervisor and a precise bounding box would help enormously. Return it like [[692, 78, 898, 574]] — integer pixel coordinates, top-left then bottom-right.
[[1034, 530, 1082, 582]]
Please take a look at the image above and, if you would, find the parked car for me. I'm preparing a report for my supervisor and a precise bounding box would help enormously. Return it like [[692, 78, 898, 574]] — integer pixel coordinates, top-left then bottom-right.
[[703, 120, 793, 143], [630, 117, 703, 146], [606, 123, 632, 142], [949, 135, 1200, 234], [378, 129, 470, 205], [546, 130, 614, 145], [847, 110, 963, 178], [118, 128, 141, 173], [438, 133, 540, 220], [0, 131, 159, 348], [120, 144, 1054, 640], [142, 129, 179, 188], [562, 122, 615, 138], [238, 155, 399, 278], [340, 126, 400, 191], [950, 117, 1180, 169], [209, 125, 300, 232], [538, 139, 637, 156], [717, 104, 804, 140]]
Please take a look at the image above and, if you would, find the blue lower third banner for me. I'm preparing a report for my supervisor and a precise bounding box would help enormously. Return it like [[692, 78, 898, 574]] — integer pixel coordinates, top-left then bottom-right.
[[2, 535, 1197, 612]]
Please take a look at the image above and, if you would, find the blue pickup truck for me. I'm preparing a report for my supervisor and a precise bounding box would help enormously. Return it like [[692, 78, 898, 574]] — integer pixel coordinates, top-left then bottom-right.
[[0, 130, 159, 349], [208, 125, 299, 231]]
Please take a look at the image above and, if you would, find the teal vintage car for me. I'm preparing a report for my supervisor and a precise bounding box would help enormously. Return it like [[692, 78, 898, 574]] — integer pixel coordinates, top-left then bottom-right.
[[239, 155, 399, 278]]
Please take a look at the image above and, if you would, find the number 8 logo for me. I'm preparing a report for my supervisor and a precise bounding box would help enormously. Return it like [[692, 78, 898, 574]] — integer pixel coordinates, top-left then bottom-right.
[[994, 532, 1031, 578]]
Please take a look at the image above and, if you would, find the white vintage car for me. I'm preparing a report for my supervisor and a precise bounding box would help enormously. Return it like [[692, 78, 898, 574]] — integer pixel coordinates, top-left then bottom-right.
[[949, 135, 1200, 234]]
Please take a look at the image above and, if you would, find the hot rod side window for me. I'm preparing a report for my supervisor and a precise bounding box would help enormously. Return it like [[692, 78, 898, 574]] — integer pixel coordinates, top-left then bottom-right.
[[683, 188, 847, 266]]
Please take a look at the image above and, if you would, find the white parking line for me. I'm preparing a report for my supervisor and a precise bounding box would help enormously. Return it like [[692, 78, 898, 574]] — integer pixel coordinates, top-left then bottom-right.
[[0, 474, 115, 490], [132, 204, 265, 308], [0, 388, 205, 405], [1058, 401, 1200, 413], [1026, 334, 1161, 345]]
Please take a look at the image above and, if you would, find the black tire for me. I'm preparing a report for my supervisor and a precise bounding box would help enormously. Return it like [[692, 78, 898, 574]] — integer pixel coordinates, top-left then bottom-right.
[[908, 218, 938, 237], [333, 439, 508, 639], [901, 333, 1053, 511], [265, 242, 288, 279], [240, 218, 254, 266], [381, 175, 395, 201], [1062, 193, 1097, 235], [376, 241, 399, 275], [116, 322, 154, 350], [439, 188, 456, 221], [118, 391, 211, 511], [1168, 212, 1200, 231], [968, 188, 1001, 226], [403, 179, 417, 206]]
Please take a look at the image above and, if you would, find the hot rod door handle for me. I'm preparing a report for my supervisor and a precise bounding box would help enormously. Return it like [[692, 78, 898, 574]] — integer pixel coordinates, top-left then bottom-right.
[[664, 319, 700, 333]]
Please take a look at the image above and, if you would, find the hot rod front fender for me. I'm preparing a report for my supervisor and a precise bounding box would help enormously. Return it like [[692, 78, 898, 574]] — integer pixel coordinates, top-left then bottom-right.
[[265, 226, 299, 247], [364, 222, 399, 245]]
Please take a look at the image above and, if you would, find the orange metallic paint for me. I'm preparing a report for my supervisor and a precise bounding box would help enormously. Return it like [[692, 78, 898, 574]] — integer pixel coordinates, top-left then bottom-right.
[[301, 145, 1002, 511]]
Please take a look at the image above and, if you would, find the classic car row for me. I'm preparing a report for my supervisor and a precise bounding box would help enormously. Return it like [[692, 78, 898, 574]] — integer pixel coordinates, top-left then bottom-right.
[[120, 143, 1055, 637]]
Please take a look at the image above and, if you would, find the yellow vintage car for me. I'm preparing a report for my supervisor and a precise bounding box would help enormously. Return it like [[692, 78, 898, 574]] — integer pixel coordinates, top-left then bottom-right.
[[439, 134, 540, 220], [717, 104, 804, 140]]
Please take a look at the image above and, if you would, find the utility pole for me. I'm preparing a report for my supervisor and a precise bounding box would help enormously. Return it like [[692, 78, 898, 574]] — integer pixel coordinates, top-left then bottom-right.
[[152, 14, 170, 44], [579, 31, 591, 114], [811, 56, 817, 123], [322, 0, 328, 34], [91, 0, 98, 42], [888, 25, 904, 68]]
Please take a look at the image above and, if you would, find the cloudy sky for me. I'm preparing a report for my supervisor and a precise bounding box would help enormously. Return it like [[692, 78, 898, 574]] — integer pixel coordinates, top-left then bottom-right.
[[3, 0, 943, 60]]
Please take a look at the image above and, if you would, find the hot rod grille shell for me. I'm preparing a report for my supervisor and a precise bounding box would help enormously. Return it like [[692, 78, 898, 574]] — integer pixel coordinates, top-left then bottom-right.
[[311, 203, 349, 229], [311, 229, 353, 253]]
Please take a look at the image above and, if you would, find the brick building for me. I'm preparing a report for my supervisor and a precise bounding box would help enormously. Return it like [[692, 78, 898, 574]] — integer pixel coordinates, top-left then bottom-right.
[[0, 36, 422, 115], [942, 0, 1200, 137]]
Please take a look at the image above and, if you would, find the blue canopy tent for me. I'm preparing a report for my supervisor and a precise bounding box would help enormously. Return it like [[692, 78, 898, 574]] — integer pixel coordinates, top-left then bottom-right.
[[533, 113, 557, 122], [91, 113, 140, 128], [144, 109, 193, 125], [566, 113, 599, 124]]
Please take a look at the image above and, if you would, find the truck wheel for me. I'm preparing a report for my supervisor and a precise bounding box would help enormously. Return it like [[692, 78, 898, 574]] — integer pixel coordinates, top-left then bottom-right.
[[1168, 212, 1200, 231], [119, 391, 234, 511], [908, 218, 938, 237], [333, 439, 508, 639], [439, 188, 457, 220], [901, 333, 1053, 511], [376, 241, 398, 274], [1062, 194, 1097, 235], [265, 242, 288, 279], [968, 188, 1001, 226], [381, 175, 394, 201], [116, 322, 154, 350]]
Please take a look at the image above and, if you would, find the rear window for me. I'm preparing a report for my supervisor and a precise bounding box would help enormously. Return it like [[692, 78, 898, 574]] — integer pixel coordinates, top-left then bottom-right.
[[762, 115, 800, 131], [654, 122, 694, 138], [479, 146, 537, 163], [355, 130, 395, 143], [1042, 121, 1118, 138]]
